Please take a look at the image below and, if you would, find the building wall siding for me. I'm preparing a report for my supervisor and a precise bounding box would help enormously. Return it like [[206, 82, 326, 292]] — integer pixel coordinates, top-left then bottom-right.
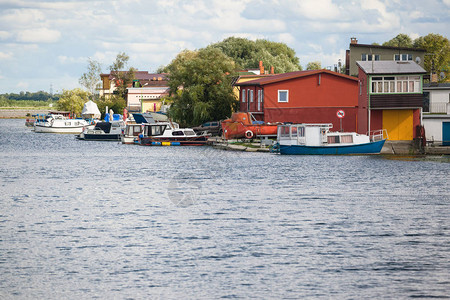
[[370, 94, 423, 108]]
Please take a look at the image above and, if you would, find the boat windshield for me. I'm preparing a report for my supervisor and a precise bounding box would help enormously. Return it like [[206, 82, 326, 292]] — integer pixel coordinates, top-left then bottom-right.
[[184, 130, 196, 136]]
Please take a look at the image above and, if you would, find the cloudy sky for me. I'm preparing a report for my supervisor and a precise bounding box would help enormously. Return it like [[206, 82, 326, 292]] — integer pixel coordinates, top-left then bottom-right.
[[0, 0, 449, 94]]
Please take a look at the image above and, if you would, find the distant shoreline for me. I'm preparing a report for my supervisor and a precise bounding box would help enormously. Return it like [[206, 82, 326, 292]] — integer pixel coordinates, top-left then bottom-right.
[[0, 108, 49, 119]]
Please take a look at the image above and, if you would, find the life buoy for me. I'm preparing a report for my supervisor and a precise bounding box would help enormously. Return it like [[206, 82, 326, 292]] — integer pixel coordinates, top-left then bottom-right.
[[245, 130, 254, 139]]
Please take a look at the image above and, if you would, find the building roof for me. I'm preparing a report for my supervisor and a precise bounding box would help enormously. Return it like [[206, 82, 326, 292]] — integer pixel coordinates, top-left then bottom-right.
[[356, 61, 426, 75], [235, 69, 357, 86], [349, 43, 426, 52], [423, 82, 450, 90]]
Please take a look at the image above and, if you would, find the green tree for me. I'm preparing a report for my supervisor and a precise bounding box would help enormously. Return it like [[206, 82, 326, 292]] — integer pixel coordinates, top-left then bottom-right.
[[56, 88, 90, 117], [166, 48, 237, 127], [79, 58, 102, 100], [207, 37, 302, 73], [413, 33, 450, 81], [306, 61, 322, 70], [109, 52, 136, 99], [96, 95, 126, 119], [383, 33, 413, 48]]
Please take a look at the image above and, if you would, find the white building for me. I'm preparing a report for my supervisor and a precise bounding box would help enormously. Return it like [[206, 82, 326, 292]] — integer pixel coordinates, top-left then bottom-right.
[[422, 83, 450, 145]]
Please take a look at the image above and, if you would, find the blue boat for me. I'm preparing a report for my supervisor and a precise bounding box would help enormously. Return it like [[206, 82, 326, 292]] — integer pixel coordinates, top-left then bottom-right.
[[273, 123, 387, 155]]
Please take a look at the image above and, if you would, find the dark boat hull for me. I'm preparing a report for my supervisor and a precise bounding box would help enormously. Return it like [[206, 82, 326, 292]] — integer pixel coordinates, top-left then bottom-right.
[[139, 136, 209, 146], [77, 134, 121, 141]]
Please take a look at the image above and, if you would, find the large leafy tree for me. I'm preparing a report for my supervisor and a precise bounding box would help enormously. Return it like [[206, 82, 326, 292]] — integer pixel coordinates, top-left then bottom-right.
[[306, 61, 322, 70], [79, 58, 102, 100], [380, 33, 449, 81], [56, 88, 90, 117], [413, 33, 450, 81], [166, 48, 237, 127], [207, 37, 302, 73], [109, 52, 136, 99], [382, 33, 413, 48]]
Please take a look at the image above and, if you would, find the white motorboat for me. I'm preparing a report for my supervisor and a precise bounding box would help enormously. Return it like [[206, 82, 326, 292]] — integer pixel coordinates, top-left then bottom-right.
[[77, 120, 125, 141], [33, 114, 93, 134]]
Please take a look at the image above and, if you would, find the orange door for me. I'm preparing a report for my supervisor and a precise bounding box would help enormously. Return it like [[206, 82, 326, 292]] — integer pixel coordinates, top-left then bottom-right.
[[382, 109, 413, 140]]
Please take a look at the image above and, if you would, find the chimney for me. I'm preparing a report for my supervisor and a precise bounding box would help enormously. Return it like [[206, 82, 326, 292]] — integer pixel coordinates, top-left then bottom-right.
[[350, 37, 358, 44], [270, 66, 274, 74], [259, 61, 264, 75], [431, 73, 438, 83]]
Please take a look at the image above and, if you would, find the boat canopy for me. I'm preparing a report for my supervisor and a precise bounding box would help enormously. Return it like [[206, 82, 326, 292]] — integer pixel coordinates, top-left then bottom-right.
[[81, 100, 101, 119]]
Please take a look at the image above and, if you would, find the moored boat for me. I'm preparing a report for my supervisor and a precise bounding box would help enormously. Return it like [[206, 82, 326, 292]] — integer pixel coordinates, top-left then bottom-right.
[[77, 120, 125, 141], [121, 123, 143, 144], [138, 122, 209, 146], [273, 123, 387, 155], [33, 114, 93, 134]]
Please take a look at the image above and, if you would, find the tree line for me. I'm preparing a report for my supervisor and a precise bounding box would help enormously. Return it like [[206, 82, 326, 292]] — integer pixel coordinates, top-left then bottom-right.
[[1, 91, 59, 101]]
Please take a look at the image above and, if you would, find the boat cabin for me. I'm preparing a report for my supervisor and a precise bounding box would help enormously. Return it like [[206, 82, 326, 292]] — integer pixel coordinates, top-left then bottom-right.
[[142, 123, 196, 137], [277, 123, 385, 146], [94, 121, 124, 134]]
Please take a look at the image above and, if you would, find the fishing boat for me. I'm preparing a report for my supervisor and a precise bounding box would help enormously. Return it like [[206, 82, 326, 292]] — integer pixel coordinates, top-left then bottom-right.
[[138, 122, 210, 146], [34, 114, 93, 134], [77, 120, 125, 141], [221, 112, 278, 139], [273, 123, 387, 155]]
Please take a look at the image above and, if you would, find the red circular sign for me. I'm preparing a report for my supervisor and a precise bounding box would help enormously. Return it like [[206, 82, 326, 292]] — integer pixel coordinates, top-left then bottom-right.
[[337, 110, 345, 118]]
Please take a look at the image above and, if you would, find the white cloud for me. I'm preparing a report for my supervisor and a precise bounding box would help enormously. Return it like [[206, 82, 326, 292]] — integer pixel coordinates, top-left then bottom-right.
[[16, 81, 29, 89], [0, 31, 11, 40], [16, 28, 61, 43], [0, 51, 12, 60], [294, 0, 340, 20], [57, 55, 85, 64]]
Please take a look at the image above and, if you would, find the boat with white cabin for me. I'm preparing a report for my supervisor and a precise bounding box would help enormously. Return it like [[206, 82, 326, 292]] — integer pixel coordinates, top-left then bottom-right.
[[77, 120, 125, 141], [273, 123, 387, 155], [33, 114, 93, 134], [138, 122, 210, 146]]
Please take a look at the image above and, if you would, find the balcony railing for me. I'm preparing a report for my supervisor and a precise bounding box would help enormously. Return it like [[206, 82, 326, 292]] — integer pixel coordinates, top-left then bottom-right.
[[428, 102, 449, 114]]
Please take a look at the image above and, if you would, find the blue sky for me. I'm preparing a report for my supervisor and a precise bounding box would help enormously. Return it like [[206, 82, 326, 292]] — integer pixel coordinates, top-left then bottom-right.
[[0, 0, 449, 94]]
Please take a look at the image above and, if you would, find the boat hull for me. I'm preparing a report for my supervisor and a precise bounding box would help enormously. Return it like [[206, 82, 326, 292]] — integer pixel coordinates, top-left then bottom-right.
[[139, 136, 209, 146], [279, 139, 386, 155], [34, 125, 86, 134], [77, 133, 122, 141]]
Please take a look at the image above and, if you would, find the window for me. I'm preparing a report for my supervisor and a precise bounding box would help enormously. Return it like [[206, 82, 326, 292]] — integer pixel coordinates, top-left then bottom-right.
[[249, 90, 254, 102], [242, 89, 246, 102], [257, 90, 262, 111], [362, 54, 379, 61], [394, 54, 413, 61], [184, 130, 196, 136], [278, 90, 289, 103], [370, 75, 421, 94], [172, 130, 185, 136]]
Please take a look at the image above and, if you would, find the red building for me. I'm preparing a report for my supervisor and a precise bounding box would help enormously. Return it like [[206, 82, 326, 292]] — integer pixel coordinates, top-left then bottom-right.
[[357, 61, 426, 140], [235, 70, 359, 132]]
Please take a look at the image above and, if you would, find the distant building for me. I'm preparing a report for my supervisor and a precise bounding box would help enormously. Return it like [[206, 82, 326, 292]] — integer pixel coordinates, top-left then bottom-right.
[[99, 71, 169, 113], [235, 69, 359, 132], [345, 37, 426, 77], [357, 60, 426, 140]]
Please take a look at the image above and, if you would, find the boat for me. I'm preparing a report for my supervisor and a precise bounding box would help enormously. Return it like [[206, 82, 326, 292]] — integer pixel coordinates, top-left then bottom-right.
[[221, 112, 278, 139], [77, 120, 125, 141], [33, 114, 93, 134], [273, 123, 387, 155], [121, 123, 143, 144], [138, 122, 210, 146]]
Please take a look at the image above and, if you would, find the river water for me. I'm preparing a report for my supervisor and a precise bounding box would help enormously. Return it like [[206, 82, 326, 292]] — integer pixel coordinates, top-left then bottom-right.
[[0, 118, 449, 299]]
